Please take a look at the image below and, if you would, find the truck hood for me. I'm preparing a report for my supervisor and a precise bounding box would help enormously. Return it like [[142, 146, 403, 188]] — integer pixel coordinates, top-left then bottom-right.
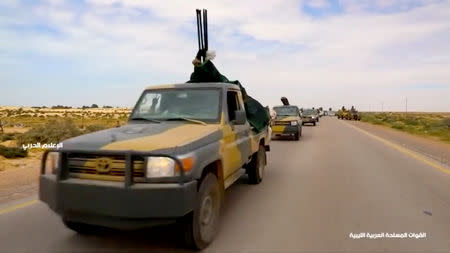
[[61, 122, 222, 154]]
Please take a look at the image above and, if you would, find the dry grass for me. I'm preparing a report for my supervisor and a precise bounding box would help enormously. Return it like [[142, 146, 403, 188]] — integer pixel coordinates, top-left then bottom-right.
[[0, 106, 131, 130], [360, 112, 450, 143], [0, 107, 131, 166]]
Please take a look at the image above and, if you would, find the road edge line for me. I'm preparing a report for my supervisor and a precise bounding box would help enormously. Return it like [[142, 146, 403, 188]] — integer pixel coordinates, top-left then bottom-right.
[[0, 199, 38, 215], [344, 121, 450, 175]]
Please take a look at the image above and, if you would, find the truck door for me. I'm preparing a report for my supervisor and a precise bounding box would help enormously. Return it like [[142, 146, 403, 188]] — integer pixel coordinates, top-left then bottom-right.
[[222, 91, 252, 179]]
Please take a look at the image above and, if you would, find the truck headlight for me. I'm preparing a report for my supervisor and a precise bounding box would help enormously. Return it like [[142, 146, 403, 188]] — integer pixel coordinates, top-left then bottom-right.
[[146, 157, 175, 177], [145, 156, 195, 178], [44, 152, 59, 174], [290, 121, 298, 126], [311, 116, 315, 119]]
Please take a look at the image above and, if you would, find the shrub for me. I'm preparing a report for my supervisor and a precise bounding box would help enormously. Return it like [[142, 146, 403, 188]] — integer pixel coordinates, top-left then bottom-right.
[[439, 118, 450, 127], [0, 145, 27, 158], [18, 118, 82, 145], [0, 133, 15, 142], [391, 122, 405, 130], [84, 124, 108, 134]]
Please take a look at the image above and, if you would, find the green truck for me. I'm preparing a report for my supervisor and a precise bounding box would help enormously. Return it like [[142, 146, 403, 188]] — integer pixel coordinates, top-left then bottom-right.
[[39, 82, 270, 250]]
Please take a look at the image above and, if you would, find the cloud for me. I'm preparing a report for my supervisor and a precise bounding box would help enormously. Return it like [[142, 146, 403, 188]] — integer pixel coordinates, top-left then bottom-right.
[[305, 0, 331, 8], [0, 0, 449, 111]]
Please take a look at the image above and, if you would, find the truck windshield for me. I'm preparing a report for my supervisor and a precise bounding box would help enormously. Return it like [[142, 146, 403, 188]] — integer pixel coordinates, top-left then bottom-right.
[[273, 106, 298, 116], [131, 89, 221, 122], [303, 109, 315, 116]]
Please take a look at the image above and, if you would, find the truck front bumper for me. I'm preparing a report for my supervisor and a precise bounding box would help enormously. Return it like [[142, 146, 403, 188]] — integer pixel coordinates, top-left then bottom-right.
[[40, 175, 197, 229], [271, 125, 299, 136], [302, 118, 316, 123]]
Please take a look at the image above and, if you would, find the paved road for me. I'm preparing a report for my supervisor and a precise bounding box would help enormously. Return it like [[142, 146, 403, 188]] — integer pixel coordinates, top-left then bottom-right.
[[1, 117, 450, 253]]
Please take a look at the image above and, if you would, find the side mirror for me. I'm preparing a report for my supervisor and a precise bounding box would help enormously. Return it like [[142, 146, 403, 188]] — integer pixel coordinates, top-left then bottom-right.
[[233, 110, 246, 125]]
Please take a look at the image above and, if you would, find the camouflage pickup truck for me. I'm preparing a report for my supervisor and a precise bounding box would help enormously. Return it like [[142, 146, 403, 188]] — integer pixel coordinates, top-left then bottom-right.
[[39, 83, 270, 250], [271, 105, 303, 140]]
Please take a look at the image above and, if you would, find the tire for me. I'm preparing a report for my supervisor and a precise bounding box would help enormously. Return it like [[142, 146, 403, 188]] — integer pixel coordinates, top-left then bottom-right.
[[294, 133, 299, 141], [181, 173, 221, 250], [248, 145, 266, 184], [63, 219, 104, 234], [313, 122, 316, 126]]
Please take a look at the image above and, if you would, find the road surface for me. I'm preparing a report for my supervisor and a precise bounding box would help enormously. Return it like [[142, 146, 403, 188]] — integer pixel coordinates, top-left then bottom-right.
[[1, 117, 450, 253]]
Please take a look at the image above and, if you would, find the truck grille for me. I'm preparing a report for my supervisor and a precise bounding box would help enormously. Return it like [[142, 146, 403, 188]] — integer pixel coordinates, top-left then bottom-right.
[[274, 121, 291, 125], [67, 154, 145, 180]]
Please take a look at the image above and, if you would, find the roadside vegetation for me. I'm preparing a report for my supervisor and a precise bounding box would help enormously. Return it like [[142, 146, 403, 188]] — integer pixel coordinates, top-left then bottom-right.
[[360, 112, 450, 143], [0, 145, 28, 158], [0, 106, 131, 159]]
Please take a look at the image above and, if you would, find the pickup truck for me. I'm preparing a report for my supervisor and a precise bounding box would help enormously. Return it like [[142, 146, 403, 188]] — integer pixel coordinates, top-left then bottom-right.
[[302, 108, 319, 126], [39, 83, 270, 250], [271, 105, 303, 140]]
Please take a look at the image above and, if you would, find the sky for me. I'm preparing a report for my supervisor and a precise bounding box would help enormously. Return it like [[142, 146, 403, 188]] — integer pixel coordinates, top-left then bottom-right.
[[0, 0, 449, 111]]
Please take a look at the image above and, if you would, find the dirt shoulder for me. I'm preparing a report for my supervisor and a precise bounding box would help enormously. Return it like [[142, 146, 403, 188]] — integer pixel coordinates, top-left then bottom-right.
[[348, 120, 450, 166], [0, 150, 42, 205]]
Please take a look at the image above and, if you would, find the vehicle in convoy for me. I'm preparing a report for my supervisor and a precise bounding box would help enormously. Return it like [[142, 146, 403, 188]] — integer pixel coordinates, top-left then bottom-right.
[[327, 111, 336, 116], [337, 107, 350, 120], [301, 108, 319, 125], [271, 104, 302, 140], [39, 82, 271, 250], [349, 106, 361, 121]]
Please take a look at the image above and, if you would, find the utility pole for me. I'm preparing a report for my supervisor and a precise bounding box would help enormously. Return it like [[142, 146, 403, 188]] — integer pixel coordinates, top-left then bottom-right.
[[405, 97, 408, 115], [381, 102, 384, 112]]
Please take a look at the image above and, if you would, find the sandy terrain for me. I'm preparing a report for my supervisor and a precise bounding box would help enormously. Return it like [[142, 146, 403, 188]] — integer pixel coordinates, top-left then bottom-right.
[[2, 127, 30, 134], [0, 150, 42, 204]]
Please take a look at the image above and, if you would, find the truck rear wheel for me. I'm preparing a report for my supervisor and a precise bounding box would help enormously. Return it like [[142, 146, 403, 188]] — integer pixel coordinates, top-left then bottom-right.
[[181, 173, 221, 250], [248, 145, 266, 184]]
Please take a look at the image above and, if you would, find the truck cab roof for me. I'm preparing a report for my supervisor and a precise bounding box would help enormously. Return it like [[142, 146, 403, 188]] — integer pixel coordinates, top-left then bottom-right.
[[145, 82, 241, 91]]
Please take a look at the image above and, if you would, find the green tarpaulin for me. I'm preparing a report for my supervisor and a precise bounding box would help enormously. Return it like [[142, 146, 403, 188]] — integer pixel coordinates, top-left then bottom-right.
[[187, 60, 269, 133]]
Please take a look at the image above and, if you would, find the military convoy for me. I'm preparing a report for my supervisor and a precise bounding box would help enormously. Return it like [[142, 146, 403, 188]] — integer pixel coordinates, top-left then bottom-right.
[[337, 106, 360, 120], [37, 8, 362, 251]]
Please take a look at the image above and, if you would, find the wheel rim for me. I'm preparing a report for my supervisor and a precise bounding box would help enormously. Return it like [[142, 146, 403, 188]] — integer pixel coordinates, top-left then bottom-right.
[[199, 191, 218, 241], [200, 196, 213, 226]]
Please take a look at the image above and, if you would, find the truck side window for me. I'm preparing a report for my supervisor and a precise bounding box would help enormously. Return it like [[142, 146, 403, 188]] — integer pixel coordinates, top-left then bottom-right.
[[227, 91, 240, 121]]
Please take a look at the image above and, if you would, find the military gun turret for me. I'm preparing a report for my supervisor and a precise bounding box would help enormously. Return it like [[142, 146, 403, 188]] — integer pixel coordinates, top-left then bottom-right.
[[281, 97, 290, 106]]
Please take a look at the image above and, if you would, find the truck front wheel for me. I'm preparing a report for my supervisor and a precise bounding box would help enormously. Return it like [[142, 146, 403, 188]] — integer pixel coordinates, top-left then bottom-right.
[[248, 145, 266, 184], [181, 173, 221, 250]]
